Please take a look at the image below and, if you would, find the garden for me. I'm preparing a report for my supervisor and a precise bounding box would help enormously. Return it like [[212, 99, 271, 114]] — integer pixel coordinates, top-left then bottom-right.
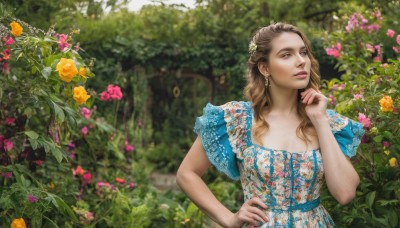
[[0, 0, 399, 227]]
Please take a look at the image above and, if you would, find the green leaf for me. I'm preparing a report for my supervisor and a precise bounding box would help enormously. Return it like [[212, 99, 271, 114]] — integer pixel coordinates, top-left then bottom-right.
[[373, 135, 383, 143], [25, 131, 39, 139], [366, 191, 376, 208], [41, 67, 52, 79], [29, 138, 38, 150], [51, 147, 63, 163], [52, 101, 65, 122]]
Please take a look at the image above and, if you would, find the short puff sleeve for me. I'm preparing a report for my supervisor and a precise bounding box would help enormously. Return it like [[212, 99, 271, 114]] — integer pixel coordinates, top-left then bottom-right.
[[194, 101, 251, 180], [327, 110, 365, 158]]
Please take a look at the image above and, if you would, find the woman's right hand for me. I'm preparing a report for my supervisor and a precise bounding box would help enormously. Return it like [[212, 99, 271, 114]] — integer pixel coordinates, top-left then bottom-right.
[[227, 197, 269, 228]]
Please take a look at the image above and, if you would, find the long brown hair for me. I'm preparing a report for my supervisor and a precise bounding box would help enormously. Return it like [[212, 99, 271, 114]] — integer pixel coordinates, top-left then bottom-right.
[[244, 22, 320, 146]]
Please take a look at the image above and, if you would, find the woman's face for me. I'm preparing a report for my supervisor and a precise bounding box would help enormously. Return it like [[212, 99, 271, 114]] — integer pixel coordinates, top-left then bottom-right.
[[266, 32, 311, 90]]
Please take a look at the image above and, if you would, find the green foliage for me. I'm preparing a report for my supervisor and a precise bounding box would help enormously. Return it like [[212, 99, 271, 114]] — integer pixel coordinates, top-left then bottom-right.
[[321, 4, 400, 227]]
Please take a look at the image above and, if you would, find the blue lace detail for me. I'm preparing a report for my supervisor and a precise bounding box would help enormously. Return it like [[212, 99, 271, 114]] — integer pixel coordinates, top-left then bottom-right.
[[193, 102, 242, 180], [326, 110, 365, 158]]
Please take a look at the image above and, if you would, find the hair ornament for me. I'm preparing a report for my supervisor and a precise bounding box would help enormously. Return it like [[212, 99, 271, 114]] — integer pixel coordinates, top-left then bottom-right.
[[249, 41, 257, 54]]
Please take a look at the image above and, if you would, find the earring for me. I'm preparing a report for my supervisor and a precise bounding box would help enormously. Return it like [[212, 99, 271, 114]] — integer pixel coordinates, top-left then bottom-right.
[[264, 74, 269, 88]]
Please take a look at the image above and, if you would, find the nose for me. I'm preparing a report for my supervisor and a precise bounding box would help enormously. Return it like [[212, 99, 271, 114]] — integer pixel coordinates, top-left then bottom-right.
[[296, 54, 306, 68]]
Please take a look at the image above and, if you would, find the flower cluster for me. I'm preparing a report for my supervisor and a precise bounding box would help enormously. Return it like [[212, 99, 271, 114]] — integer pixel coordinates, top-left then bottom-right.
[[100, 84, 123, 101], [325, 43, 342, 58], [248, 41, 257, 54]]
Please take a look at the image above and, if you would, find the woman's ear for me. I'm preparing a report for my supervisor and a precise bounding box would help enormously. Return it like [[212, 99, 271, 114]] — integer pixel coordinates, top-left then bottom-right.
[[257, 62, 269, 76]]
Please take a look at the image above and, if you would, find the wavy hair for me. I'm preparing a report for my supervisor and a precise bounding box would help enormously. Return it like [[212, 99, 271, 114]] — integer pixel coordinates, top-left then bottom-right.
[[244, 22, 320, 146]]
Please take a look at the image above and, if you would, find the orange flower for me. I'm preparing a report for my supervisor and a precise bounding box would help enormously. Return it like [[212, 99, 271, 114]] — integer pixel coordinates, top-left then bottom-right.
[[56, 58, 78, 82], [379, 95, 394, 112], [79, 67, 88, 78], [11, 218, 26, 228], [10, 21, 23, 37], [389, 157, 397, 167], [73, 86, 90, 105], [73, 166, 85, 176], [115, 177, 126, 184]]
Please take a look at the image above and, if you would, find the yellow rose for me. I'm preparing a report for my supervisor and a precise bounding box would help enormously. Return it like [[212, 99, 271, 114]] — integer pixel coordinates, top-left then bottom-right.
[[73, 86, 90, 105], [379, 95, 394, 112], [56, 58, 78, 82], [384, 150, 390, 156], [79, 67, 88, 78], [11, 218, 26, 228], [389, 157, 397, 167], [10, 21, 23, 37]]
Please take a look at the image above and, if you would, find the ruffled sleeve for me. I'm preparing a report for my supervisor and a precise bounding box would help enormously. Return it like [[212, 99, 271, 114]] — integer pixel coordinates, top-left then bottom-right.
[[194, 101, 251, 180], [326, 110, 365, 158]]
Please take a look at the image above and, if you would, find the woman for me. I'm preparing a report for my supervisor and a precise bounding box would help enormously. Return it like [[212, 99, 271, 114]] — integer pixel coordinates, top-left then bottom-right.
[[176, 23, 364, 227]]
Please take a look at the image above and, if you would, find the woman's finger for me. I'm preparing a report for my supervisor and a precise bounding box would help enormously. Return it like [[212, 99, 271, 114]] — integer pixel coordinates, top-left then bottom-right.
[[302, 89, 315, 104], [246, 206, 269, 222], [248, 197, 268, 209], [307, 92, 318, 105]]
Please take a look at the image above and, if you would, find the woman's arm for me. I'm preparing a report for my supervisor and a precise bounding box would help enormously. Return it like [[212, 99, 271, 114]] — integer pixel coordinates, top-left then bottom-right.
[[176, 136, 268, 227], [301, 88, 360, 205], [312, 116, 360, 205]]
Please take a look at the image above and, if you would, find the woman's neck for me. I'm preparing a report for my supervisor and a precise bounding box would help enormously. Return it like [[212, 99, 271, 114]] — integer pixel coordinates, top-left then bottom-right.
[[268, 85, 299, 116]]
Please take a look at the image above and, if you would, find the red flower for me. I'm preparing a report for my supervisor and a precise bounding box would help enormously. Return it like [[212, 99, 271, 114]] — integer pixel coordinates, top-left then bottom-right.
[[73, 166, 85, 176], [6, 117, 16, 125], [83, 172, 92, 185], [115, 177, 126, 184]]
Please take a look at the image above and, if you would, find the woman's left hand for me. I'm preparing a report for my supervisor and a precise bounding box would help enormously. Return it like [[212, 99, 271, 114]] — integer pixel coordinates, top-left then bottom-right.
[[300, 88, 328, 120]]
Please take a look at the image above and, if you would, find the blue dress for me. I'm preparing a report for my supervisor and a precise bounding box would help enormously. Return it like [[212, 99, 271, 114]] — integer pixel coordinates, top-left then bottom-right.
[[194, 101, 364, 227]]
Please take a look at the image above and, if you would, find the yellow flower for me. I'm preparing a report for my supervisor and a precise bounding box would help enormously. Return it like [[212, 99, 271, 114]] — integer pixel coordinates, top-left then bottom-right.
[[10, 21, 23, 37], [79, 67, 88, 78], [389, 157, 397, 167], [73, 86, 90, 105], [379, 95, 394, 112], [370, 127, 378, 134], [56, 58, 78, 82], [384, 150, 390, 156], [11, 218, 26, 228], [183, 218, 190, 223]]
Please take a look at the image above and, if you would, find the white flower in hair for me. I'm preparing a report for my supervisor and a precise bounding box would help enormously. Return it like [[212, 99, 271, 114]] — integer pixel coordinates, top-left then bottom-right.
[[249, 41, 257, 54]]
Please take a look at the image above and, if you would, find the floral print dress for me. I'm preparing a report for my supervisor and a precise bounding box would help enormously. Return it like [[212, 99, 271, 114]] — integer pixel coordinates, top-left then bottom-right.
[[194, 101, 364, 227]]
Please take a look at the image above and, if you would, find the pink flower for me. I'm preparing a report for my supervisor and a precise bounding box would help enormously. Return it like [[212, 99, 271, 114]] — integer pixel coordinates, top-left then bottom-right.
[[6, 117, 16, 125], [100, 91, 110, 101], [387, 29, 395, 38], [81, 126, 89, 136], [57, 34, 70, 51], [127, 182, 137, 189], [107, 84, 123, 100], [371, 10, 383, 21], [328, 94, 336, 106], [367, 24, 380, 33], [34, 160, 43, 166], [383, 141, 390, 148], [373, 56, 381, 62], [3, 139, 13, 151], [125, 144, 134, 152], [346, 13, 368, 32], [326, 43, 342, 58], [68, 141, 76, 150], [27, 194, 39, 203], [85, 212, 94, 221], [397, 35, 400, 45], [80, 107, 91, 119], [1, 172, 12, 179], [393, 46, 400, 53], [74, 44, 80, 51], [83, 172, 92, 185], [4, 37, 14, 45], [353, 94, 363, 99], [357, 113, 371, 129], [366, 44, 375, 52], [338, 83, 345, 91]]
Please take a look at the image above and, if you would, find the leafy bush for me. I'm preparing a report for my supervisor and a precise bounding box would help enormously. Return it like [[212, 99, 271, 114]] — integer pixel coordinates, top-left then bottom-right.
[[321, 5, 400, 227]]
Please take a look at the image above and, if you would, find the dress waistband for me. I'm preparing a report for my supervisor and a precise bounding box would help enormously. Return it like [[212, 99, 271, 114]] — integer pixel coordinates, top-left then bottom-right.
[[267, 197, 320, 212]]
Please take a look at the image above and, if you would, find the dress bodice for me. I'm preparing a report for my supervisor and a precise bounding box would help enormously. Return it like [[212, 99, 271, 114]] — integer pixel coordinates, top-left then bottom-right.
[[193, 101, 364, 227]]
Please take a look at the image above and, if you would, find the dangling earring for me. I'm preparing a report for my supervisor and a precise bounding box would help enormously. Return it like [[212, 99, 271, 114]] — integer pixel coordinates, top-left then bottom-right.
[[264, 74, 270, 88]]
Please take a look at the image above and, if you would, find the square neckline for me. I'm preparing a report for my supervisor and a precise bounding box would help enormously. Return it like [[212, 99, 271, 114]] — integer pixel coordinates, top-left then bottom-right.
[[245, 101, 320, 154]]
